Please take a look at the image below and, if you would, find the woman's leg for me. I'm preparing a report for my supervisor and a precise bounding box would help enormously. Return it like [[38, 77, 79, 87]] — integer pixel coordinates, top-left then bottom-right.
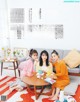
[[9, 85, 18, 92], [16, 85, 23, 91], [50, 88, 60, 100], [9, 85, 23, 92], [49, 88, 55, 98]]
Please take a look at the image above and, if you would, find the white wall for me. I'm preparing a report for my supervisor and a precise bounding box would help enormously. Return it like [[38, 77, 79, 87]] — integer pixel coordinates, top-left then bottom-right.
[[0, 0, 80, 50]]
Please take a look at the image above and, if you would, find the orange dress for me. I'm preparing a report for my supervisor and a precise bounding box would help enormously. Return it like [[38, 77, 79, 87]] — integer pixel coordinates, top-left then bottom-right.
[[52, 60, 70, 90]]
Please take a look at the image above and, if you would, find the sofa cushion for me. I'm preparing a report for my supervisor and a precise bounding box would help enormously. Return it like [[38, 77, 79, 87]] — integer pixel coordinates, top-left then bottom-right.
[[63, 49, 80, 68]]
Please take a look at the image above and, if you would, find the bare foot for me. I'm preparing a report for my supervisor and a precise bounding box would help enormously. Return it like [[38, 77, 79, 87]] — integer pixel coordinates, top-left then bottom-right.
[[16, 87, 23, 92], [49, 95, 58, 100], [49, 95, 54, 99], [7, 81, 13, 86], [9, 87, 14, 92]]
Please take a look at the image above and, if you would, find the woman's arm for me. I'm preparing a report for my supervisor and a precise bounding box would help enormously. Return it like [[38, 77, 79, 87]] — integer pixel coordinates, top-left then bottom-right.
[[46, 63, 53, 77], [55, 62, 67, 77], [35, 62, 41, 72]]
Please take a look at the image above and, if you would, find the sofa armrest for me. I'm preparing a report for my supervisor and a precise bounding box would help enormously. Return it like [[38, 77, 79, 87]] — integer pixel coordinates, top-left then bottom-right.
[[18, 57, 26, 64], [68, 66, 80, 76]]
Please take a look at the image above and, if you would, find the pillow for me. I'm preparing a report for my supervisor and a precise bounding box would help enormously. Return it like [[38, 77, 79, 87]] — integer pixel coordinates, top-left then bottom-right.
[[64, 82, 78, 95], [63, 49, 80, 68]]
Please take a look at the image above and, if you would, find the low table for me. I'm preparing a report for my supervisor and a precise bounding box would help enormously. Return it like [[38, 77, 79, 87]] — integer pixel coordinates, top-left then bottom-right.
[[22, 73, 52, 100]]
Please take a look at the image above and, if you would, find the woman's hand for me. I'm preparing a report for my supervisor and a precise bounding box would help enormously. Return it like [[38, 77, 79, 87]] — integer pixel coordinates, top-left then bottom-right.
[[49, 57, 53, 63], [49, 72, 57, 79], [34, 59, 39, 66]]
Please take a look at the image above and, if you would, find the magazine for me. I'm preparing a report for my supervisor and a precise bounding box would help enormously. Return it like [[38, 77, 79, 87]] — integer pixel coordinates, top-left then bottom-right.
[[44, 77, 56, 84]]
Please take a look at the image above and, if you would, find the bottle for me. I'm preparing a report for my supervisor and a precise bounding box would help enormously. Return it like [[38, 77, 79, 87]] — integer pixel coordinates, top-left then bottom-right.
[[59, 90, 64, 102]]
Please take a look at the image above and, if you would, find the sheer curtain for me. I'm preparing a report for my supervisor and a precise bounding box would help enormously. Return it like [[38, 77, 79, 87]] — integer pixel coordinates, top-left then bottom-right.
[[0, 0, 10, 58]]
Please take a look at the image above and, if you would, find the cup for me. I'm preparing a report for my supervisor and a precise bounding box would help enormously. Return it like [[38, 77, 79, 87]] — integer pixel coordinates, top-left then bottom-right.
[[38, 70, 43, 74]]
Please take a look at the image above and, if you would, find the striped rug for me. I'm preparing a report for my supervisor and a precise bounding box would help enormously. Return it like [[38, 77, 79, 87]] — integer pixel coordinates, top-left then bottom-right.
[[0, 76, 80, 102], [0, 76, 17, 102]]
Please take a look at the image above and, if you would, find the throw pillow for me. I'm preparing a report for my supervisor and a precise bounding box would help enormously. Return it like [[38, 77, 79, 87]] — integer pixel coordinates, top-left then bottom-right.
[[63, 49, 80, 68]]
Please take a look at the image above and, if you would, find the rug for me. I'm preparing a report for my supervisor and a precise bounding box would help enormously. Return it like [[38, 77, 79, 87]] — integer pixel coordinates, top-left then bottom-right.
[[18, 86, 80, 102], [0, 76, 80, 102], [0, 76, 17, 102]]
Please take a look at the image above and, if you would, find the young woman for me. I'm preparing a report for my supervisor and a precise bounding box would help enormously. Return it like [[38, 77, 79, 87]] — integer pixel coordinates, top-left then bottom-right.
[[36, 50, 53, 77], [49, 50, 70, 100], [8, 49, 38, 92], [18, 49, 38, 77]]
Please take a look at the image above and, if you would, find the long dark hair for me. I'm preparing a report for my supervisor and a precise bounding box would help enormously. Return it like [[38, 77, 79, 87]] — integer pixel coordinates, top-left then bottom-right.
[[39, 50, 49, 66], [51, 50, 59, 57], [29, 49, 38, 57]]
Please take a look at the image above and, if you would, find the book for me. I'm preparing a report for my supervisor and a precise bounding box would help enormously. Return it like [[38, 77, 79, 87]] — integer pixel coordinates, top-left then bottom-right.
[[44, 77, 56, 84]]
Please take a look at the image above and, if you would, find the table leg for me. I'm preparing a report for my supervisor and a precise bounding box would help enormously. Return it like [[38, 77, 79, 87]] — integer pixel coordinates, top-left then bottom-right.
[[34, 86, 44, 100], [1, 62, 3, 76], [26, 85, 34, 95], [27, 85, 44, 99], [13, 62, 16, 77], [26, 85, 51, 100], [34, 86, 37, 100], [16, 61, 18, 68], [18, 70, 20, 77], [41, 85, 52, 96]]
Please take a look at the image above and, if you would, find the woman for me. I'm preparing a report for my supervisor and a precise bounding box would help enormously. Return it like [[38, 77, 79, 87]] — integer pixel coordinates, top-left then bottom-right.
[[49, 50, 70, 100], [8, 49, 38, 92], [36, 50, 53, 77], [18, 49, 38, 77]]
